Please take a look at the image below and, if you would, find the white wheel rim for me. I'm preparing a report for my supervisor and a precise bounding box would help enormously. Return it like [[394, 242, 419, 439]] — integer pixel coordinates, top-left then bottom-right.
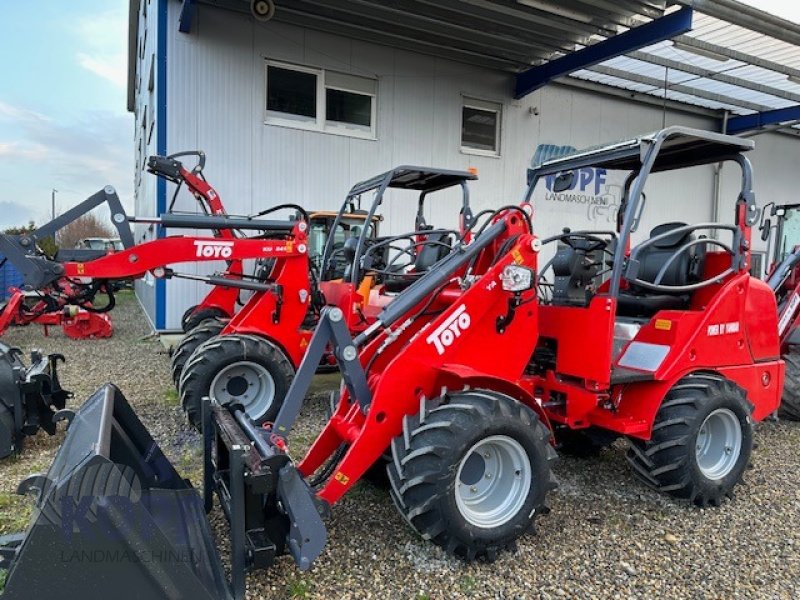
[[454, 435, 531, 529], [695, 408, 742, 480], [210, 361, 275, 421]]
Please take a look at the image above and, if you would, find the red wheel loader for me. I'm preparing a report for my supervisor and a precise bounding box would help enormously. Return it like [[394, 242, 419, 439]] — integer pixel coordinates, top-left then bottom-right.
[[759, 202, 800, 418], [178, 166, 476, 428], [0, 181, 311, 458], [0, 128, 783, 600]]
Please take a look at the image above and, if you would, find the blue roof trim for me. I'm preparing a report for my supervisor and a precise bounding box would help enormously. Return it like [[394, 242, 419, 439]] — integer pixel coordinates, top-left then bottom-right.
[[178, 0, 196, 34], [156, 0, 168, 330], [514, 7, 694, 99], [726, 105, 800, 134]]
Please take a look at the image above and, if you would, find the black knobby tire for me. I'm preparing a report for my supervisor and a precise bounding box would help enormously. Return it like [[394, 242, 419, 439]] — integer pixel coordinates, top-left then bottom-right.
[[627, 372, 753, 507], [387, 389, 557, 561], [181, 305, 229, 333], [778, 350, 800, 421], [170, 319, 226, 386], [179, 334, 294, 429]]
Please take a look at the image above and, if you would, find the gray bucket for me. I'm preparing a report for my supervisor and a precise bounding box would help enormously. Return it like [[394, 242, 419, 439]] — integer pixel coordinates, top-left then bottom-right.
[[0, 384, 230, 600]]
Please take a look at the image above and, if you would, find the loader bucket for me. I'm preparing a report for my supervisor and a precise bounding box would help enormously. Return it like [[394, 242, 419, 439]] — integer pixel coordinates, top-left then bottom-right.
[[0, 384, 230, 600]]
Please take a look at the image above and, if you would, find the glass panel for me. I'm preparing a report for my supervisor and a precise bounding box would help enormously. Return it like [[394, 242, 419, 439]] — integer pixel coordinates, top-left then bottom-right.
[[780, 207, 800, 261], [461, 106, 497, 152], [267, 66, 317, 118], [326, 88, 372, 127]]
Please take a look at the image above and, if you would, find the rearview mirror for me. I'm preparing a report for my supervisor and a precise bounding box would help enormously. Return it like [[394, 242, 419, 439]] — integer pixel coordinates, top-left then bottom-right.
[[761, 218, 772, 242], [552, 171, 575, 193]]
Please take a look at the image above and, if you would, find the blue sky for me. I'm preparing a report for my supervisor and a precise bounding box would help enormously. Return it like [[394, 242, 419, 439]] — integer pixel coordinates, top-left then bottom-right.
[[0, 1, 131, 229]]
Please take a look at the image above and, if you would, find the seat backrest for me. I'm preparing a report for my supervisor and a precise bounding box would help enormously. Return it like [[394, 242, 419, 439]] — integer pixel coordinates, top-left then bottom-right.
[[634, 222, 694, 289], [414, 231, 452, 271]]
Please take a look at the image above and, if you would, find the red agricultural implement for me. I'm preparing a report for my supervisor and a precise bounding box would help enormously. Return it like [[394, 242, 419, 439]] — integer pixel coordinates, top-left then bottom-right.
[[0, 128, 785, 599], [177, 166, 476, 428], [760, 202, 800, 418]]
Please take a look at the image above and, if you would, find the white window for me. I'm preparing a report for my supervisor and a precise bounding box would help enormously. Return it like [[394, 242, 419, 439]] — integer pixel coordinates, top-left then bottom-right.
[[461, 96, 501, 156], [265, 60, 377, 139]]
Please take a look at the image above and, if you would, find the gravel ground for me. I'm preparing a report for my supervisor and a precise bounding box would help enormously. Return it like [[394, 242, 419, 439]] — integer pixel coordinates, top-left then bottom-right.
[[1, 294, 800, 599]]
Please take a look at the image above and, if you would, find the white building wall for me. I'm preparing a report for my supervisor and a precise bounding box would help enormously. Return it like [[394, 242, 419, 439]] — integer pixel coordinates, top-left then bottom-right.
[[131, 0, 162, 326], [131, 2, 799, 329]]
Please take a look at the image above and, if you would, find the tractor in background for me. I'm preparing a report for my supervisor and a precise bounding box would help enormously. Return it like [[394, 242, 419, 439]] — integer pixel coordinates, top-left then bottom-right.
[[177, 166, 476, 428]]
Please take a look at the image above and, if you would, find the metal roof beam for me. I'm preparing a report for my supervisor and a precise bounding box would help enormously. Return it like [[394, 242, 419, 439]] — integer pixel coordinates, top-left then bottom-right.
[[628, 51, 800, 104], [293, 0, 558, 57], [270, 10, 521, 71], [179, 0, 197, 34], [458, 0, 618, 39], [514, 6, 693, 98], [726, 105, 800, 135], [674, 0, 800, 48], [672, 35, 800, 81], [586, 65, 770, 112], [278, 0, 538, 65]]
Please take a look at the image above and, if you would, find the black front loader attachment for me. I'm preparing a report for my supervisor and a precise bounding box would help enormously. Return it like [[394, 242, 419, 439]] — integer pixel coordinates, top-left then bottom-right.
[[0, 342, 71, 458]]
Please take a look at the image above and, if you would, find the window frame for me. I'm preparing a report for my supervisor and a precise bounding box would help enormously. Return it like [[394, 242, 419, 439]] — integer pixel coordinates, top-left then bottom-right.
[[264, 59, 377, 140], [460, 95, 502, 158]]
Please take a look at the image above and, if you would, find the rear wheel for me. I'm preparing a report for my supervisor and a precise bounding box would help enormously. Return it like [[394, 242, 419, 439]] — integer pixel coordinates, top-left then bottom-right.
[[179, 334, 294, 429], [170, 319, 225, 386], [627, 372, 753, 507], [778, 350, 800, 421], [181, 305, 228, 333], [387, 389, 557, 560]]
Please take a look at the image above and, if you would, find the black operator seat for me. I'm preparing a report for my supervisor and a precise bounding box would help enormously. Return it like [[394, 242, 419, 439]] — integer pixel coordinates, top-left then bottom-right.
[[383, 230, 453, 293], [616, 221, 706, 318]]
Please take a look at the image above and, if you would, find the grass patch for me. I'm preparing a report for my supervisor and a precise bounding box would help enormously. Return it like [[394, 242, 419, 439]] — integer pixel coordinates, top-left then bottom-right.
[[460, 575, 476, 594], [0, 493, 32, 534], [163, 387, 180, 407], [287, 577, 311, 598]]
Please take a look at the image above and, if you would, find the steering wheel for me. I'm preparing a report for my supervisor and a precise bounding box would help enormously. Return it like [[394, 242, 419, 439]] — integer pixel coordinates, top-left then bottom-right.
[[543, 230, 616, 257]]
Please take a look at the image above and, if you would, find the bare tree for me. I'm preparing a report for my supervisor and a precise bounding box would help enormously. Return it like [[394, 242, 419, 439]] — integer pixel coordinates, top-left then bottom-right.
[[55, 213, 115, 249]]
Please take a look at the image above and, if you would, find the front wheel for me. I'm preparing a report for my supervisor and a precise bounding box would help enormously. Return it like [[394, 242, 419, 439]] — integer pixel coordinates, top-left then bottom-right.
[[778, 350, 800, 421], [170, 319, 225, 386], [387, 389, 557, 561], [179, 334, 294, 429], [181, 305, 229, 333], [627, 372, 753, 507]]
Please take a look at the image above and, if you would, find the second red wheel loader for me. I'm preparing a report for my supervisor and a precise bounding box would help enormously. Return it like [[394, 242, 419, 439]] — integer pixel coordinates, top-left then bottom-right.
[[0, 128, 784, 600]]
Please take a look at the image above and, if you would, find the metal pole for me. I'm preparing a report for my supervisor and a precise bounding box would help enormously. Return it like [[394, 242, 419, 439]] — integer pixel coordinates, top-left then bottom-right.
[[51, 189, 57, 220]]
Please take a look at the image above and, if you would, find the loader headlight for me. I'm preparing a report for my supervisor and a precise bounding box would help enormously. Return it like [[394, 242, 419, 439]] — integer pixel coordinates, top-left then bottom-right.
[[501, 265, 534, 292]]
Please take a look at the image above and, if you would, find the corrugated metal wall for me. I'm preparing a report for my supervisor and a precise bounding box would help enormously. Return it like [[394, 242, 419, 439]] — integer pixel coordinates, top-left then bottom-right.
[[130, 2, 800, 329]]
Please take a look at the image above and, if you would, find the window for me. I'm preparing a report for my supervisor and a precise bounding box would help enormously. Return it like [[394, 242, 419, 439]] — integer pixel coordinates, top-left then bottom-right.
[[265, 61, 377, 139], [461, 97, 501, 156]]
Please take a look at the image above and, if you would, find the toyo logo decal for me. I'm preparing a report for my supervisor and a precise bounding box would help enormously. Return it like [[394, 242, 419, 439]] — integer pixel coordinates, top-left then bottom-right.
[[707, 321, 740, 336], [426, 304, 471, 355], [194, 240, 234, 258]]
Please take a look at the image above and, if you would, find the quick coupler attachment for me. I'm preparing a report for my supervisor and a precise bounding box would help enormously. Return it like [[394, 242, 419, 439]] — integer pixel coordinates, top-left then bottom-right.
[[0, 385, 230, 600], [205, 398, 328, 591], [0, 342, 72, 458]]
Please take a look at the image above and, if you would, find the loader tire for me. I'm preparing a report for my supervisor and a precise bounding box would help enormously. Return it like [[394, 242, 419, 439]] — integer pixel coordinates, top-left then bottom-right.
[[181, 305, 228, 333], [387, 389, 557, 561], [778, 350, 800, 421], [170, 319, 226, 386], [180, 334, 294, 429], [627, 372, 752, 507]]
